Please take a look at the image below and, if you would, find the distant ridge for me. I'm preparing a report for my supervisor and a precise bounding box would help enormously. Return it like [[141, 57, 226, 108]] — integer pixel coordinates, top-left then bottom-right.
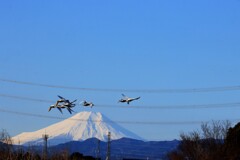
[[12, 111, 142, 146], [49, 137, 179, 159]]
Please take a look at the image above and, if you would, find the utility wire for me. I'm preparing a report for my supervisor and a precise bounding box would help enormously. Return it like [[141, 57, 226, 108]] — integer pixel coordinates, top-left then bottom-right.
[[97, 103, 240, 109], [1, 93, 240, 110], [1, 78, 240, 93], [0, 108, 239, 125], [0, 93, 53, 103]]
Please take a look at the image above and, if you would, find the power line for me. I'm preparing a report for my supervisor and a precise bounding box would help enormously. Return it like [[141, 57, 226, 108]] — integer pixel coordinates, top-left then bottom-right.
[[1, 78, 240, 93], [98, 103, 240, 110], [1, 93, 240, 110], [0, 93, 53, 103], [42, 134, 49, 160], [0, 108, 239, 125]]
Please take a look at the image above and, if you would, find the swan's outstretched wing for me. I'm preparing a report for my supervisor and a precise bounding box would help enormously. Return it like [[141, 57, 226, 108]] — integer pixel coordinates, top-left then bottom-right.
[[66, 107, 74, 114], [57, 107, 63, 114], [134, 97, 140, 100], [71, 99, 77, 104], [122, 94, 126, 97], [57, 95, 64, 100]]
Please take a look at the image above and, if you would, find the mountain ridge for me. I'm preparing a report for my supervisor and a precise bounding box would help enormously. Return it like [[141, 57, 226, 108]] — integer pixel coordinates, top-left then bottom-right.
[[12, 111, 142, 145], [49, 137, 179, 159]]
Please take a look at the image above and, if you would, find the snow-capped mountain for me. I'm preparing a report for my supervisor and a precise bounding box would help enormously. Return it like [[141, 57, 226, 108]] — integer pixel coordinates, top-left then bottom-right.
[[12, 111, 142, 146]]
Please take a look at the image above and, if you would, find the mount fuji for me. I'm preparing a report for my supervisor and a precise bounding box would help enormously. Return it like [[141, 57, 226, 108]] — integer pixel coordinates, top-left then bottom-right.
[[12, 111, 142, 146]]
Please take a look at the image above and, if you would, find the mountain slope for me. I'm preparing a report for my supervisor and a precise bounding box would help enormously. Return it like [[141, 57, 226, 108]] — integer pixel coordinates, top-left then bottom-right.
[[12, 111, 142, 146], [50, 138, 179, 160]]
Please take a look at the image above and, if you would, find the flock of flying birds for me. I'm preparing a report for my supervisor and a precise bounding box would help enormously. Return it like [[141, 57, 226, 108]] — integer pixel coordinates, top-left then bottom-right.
[[48, 94, 141, 114]]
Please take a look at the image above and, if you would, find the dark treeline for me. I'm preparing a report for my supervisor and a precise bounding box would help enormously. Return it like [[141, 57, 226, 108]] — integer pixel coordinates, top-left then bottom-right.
[[0, 148, 96, 160], [168, 121, 240, 160]]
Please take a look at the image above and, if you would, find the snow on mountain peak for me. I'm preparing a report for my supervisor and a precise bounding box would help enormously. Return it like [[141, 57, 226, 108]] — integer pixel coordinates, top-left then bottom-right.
[[71, 111, 102, 121], [12, 111, 142, 146]]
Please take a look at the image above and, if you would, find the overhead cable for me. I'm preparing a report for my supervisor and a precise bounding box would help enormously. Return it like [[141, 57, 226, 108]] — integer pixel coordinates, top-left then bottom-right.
[[1, 78, 240, 93], [0, 93, 53, 103], [1, 93, 240, 110], [0, 108, 239, 125]]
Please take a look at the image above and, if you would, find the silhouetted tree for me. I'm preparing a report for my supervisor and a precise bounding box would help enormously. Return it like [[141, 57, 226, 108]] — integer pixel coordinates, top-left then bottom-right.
[[50, 149, 69, 160], [69, 152, 83, 160], [0, 129, 13, 160], [223, 122, 240, 159], [168, 120, 231, 160]]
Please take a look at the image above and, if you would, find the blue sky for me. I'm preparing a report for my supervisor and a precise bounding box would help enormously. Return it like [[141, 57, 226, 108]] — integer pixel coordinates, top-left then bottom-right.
[[0, 0, 240, 140]]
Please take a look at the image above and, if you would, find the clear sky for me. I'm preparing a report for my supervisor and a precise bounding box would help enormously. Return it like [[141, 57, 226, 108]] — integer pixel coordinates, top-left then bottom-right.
[[0, 0, 240, 141]]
